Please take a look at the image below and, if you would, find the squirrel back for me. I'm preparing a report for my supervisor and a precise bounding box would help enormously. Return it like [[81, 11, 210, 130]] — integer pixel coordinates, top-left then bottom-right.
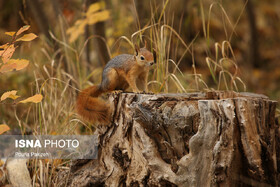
[[76, 45, 154, 125]]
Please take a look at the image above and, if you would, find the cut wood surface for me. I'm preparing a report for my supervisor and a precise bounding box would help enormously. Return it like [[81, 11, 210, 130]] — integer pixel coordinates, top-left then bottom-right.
[[57, 91, 278, 187]]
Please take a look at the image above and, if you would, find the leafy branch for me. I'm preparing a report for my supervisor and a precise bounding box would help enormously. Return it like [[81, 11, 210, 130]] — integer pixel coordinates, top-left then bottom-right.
[[0, 25, 43, 134], [0, 25, 37, 73]]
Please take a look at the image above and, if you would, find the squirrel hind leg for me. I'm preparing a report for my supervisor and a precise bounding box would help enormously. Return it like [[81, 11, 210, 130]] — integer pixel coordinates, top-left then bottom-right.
[[100, 68, 119, 92]]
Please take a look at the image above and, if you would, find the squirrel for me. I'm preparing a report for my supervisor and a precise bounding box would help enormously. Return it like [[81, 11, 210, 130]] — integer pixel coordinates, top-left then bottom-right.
[[76, 44, 155, 124]]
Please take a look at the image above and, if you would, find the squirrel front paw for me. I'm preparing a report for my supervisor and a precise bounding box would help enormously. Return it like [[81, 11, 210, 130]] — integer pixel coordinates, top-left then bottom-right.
[[143, 91, 154, 94], [133, 90, 154, 94], [111, 90, 123, 95]]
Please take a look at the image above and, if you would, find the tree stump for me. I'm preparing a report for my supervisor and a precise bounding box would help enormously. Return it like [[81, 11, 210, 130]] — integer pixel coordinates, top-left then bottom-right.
[[57, 91, 278, 187]]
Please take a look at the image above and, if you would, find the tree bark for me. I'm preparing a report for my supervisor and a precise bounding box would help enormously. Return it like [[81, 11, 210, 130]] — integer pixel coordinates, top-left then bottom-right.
[[244, 0, 261, 68], [57, 91, 278, 186]]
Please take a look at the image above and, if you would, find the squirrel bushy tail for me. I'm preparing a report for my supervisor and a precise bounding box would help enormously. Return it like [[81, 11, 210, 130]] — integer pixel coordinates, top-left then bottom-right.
[[76, 85, 111, 124]]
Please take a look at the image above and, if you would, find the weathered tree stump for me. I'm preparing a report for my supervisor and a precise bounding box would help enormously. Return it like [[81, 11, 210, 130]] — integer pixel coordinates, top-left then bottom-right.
[[57, 91, 278, 187]]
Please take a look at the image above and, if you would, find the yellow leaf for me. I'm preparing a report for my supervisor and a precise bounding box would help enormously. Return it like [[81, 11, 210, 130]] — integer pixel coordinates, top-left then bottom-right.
[[1, 90, 19, 101], [0, 59, 29, 73], [19, 94, 43, 104], [0, 63, 17, 73], [9, 94, 20, 100], [86, 2, 105, 17], [66, 26, 75, 35], [9, 59, 29, 71], [0, 124, 10, 135], [16, 33, 37, 42], [67, 19, 87, 43], [67, 2, 109, 43], [5, 32, 16, 37], [0, 43, 8, 49], [87, 10, 110, 25], [16, 25, 30, 36], [0, 159, 4, 167], [0, 44, 16, 63]]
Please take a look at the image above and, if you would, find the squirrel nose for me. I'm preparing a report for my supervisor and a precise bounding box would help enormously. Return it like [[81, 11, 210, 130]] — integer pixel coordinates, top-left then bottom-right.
[[149, 61, 155, 66]]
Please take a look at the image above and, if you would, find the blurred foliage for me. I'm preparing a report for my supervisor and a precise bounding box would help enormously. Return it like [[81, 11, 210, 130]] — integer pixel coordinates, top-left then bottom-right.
[[67, 1, 110, 43], [0, 0, 279, 185], [0, 0, 279, 131]]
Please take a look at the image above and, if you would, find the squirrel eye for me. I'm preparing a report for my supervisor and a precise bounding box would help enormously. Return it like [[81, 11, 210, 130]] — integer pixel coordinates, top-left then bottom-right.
[[140, 56, 145, 60]]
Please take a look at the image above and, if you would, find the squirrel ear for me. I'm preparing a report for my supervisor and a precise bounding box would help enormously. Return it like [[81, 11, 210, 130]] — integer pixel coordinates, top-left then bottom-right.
[[134, 44, 140, 56]]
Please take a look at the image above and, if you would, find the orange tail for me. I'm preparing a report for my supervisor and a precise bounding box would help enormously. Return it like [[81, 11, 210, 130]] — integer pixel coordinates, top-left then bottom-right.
[[76, 85, 111, 124]]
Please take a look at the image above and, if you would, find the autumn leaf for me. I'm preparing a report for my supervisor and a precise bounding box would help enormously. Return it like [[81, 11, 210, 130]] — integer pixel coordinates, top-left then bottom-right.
[[8, 59, 29, 71], [0, 44, 8, 49], [19, 94, 43, 104], [1, 90, 20, 101], [0, 124, 10, 135], [67, 19, 87, 43], [0, 63, 17, 73], [5, 32, 16, 37], [86, 2, 105, 17], [0, 159, 4, 167], [0, 59, 29, 73], [87, 10, 110, 25], [16, 25, 30, 36], [67, 2, 109, 43], [0, 44, 16, 63], [16, 33, 38, 42]]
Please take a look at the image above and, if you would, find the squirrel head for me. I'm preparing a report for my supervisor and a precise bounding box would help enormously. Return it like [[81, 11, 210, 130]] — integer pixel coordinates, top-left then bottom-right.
[[134, 44, 155, 67]]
